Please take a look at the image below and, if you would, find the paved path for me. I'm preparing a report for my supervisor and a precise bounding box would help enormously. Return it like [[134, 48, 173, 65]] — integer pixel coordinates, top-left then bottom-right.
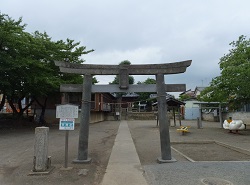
[[101, 121, 148, 185]]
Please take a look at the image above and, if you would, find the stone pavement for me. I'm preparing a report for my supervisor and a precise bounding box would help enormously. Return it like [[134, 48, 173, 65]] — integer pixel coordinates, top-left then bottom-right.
[[101, 120, 147, 185], [102, 119, 250, 185]]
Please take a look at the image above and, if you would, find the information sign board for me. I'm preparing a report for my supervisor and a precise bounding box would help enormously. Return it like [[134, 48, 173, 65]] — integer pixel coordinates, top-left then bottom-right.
[[59, 118, 75, 130], [56, 104, 78, 118]]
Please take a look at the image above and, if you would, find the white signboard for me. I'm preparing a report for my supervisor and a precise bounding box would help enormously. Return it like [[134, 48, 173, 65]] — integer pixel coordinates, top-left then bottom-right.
[[56, 104, 79, 118], [59, 118, 75, 130]]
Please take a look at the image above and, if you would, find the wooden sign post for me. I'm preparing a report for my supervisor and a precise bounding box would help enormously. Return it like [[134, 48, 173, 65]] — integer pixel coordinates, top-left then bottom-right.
[[56, 104, 79, 168]]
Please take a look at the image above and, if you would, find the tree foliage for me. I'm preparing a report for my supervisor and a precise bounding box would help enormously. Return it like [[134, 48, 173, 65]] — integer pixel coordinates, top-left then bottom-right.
[[179, 93, 192, 101], [109, 60, 135, 85], [199, 35, 250, 109], [137, 78, 156, 101], [0, 13, 94, 119]]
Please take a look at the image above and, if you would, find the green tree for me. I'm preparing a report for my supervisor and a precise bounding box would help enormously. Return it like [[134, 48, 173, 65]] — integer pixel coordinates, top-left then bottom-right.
[[136, 78, 157, 111], [0, 13, 94, 122], [179, 94, 192, 101], [137, 78, 156, 101], [199, 35, 250, 109], [109, 60, 135, 85]]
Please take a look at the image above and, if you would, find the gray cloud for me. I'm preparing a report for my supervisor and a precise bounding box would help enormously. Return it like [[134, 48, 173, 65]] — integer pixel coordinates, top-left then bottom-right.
[[2, 0, 250, 96]]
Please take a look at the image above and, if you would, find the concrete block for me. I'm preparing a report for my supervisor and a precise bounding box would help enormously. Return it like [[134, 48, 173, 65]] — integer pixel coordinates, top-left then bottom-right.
[[33, 127, 49, 172]]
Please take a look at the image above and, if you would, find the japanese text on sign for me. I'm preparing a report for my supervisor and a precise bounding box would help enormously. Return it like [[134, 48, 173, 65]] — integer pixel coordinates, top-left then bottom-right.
[[56, 104, 78, 118], [59, 118, 75, 130]]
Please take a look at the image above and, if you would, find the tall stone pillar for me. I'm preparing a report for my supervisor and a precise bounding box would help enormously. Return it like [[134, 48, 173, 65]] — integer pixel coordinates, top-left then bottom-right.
[[156, 74, 176, 163], [33, 127, 50, 172], [74, 74, 92, 163]]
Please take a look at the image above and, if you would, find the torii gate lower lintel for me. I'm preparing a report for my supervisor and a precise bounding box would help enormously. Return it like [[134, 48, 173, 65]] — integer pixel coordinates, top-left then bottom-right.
[[60, 84, 187, 93], [55, 60, 192, 163]]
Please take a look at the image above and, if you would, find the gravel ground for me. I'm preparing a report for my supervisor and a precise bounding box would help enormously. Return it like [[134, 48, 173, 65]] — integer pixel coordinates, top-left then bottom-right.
[[128, 120, 250, 163], [128, 120, 250, 185], [1, 119, 250, 185], [0, 121, 119, 185]]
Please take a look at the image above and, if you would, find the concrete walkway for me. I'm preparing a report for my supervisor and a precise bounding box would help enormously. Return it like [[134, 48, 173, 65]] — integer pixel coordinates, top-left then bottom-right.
[[101, 121, 148, 185]]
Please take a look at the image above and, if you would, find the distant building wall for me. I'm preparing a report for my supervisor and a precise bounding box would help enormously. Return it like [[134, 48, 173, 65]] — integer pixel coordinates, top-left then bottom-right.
[[202, 112, 219, 122], [184, 100, 199, 108], [128, 112, 156, 120], [127, 112, 173, 120], [34, 109, 57, 124], [70, 111, 106, 124], [199, 111, 250, 124], [39, 109, 106, 124], [184, 100, 200, 120]]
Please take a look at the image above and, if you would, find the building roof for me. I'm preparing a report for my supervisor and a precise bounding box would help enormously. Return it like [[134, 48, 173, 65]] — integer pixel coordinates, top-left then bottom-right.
[[153, 97, 185, 107], [179, 89, 195, 98], [179, 89, 193, 95], [194, 86, 207, 94], [166, 97, 186, 106], [149, 93, 174, 99], [122, 92, 139, 98]]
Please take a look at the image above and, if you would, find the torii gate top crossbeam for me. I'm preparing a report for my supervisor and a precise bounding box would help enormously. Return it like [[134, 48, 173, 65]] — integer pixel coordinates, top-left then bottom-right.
[[54, 60, 192, 75]]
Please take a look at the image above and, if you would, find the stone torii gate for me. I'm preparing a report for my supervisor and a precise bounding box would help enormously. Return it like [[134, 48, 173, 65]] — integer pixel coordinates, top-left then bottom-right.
[[55, 60, 192, 163]]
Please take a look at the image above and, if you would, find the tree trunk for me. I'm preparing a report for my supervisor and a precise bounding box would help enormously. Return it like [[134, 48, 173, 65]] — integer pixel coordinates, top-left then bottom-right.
[[7, 96, 35, 118], [7, 97, 18, 115], [17, 96, 35, 117], [17, 96, 25, 117], [0, 94, 6, 111], [34, 97, 48, 126]]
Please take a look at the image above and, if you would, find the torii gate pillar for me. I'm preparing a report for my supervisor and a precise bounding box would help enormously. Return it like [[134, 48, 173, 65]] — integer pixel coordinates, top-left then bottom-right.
[[156, 74, 176, 162], [73, 74, 92, 163]]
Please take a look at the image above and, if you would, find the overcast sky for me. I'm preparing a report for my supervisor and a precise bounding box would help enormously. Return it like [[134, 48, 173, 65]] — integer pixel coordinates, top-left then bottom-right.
[[2, 0, 250, 96]]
